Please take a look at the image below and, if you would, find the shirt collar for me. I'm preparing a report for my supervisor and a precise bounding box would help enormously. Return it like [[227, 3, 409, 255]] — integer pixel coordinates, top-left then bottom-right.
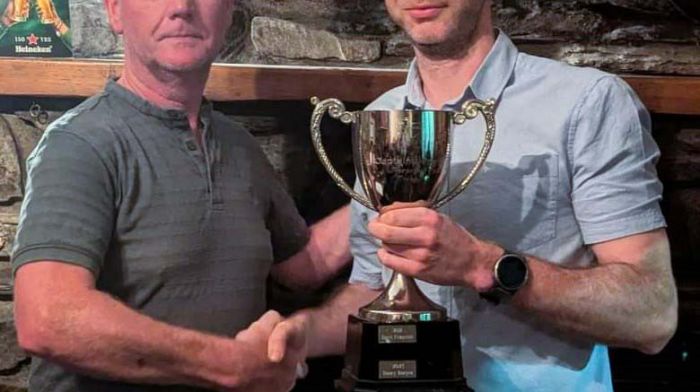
[[105, 78, 213, 129], [404, 30, 519, 110]]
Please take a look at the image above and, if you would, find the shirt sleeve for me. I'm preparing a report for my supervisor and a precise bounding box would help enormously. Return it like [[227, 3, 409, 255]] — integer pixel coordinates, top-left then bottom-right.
[[347, 181, 384, 289], [262, 163, 310, 264], [267, 187, 310, 264], [569, 75, 666, 244], [12, 129, 115, 276]]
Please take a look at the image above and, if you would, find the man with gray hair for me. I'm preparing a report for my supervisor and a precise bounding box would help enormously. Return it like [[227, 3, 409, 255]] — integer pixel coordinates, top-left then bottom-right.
[[12, 1, 349, 391]]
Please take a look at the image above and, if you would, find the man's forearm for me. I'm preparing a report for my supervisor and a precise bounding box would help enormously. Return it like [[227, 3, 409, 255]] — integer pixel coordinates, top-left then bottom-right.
[[18, 288, 249, 389], [297, 283, 380, 357], [513, 241, 677, 353]]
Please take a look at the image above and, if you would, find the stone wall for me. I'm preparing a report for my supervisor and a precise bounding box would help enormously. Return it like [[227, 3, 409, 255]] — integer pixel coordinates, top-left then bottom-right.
[[72, 0, 700, 75], [0, 0, 699, 390], [0, 112, 43, 392]]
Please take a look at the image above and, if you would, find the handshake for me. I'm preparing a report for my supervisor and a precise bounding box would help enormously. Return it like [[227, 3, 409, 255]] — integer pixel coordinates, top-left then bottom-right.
[[228, 310, 311, 392]]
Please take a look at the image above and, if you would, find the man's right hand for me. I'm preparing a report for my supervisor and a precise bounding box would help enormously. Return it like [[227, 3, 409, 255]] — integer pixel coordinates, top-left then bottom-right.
[[230, 310, 307, 392], [267, 313, 310, 374]]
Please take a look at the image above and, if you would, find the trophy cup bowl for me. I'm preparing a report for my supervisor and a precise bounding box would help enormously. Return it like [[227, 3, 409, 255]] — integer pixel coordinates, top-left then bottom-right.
[[310, 97, 496, 391]]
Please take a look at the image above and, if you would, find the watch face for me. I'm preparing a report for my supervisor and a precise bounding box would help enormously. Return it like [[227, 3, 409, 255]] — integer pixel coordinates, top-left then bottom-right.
[[498, 255, 528, 290]]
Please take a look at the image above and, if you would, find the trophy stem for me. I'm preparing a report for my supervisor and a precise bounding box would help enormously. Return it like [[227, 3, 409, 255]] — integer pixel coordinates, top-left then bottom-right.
[[359, 272, 447, 323]]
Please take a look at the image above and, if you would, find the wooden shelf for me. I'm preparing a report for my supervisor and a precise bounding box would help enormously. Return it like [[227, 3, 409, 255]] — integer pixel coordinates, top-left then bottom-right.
[[1, 58, 699, 115]]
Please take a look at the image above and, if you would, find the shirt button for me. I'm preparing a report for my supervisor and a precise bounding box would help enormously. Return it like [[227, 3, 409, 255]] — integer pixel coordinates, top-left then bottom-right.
[[185, 141, 198, 151]]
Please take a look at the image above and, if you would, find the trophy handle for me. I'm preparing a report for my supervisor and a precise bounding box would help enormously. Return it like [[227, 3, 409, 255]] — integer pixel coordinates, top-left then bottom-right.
[[433, 99, 497, 209], [310, 97, 375, 211]]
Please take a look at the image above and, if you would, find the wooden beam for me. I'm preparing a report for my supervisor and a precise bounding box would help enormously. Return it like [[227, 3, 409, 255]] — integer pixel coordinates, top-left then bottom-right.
[[1, 58, 699, 115], [205, 63, 404, 103], [624, 75, 700, 116], [0, 58, 406, 103], [1, 58, 122, 98]]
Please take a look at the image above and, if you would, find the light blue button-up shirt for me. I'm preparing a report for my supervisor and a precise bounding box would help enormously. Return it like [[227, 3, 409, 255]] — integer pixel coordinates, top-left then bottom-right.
[[348, 31, 666, 391]]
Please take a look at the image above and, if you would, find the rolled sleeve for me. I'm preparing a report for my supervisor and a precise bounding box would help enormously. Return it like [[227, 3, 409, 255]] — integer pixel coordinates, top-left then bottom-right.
[[11, 129, 115, 276], [569, 76, 666, 244]]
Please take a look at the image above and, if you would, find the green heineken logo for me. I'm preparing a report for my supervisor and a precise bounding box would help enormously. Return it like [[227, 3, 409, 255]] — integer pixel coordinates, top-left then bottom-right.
[[0, 0, 72, 57]]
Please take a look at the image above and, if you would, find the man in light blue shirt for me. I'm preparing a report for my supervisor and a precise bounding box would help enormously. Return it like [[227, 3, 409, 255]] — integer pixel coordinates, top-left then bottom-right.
[[273, 1, 678, 390]]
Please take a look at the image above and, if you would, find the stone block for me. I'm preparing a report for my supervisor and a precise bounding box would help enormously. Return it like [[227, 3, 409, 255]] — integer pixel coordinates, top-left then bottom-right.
[[241, 0, 396, 35], [70, 0, 122, 58], [658, 129, 700, 183], [0, 259, 10, 290], [385, 33, 413, 58], [676, 128, 700, 152], [0, 303, 27, 376], [0, 115, 44, 204], [0, 366, 28, 392], [251, 17, 381, 63], [0, 223, 17, 261], [218, 4, 251, 62], [665, 189, 700, 277], [0, 123, 22, 204]]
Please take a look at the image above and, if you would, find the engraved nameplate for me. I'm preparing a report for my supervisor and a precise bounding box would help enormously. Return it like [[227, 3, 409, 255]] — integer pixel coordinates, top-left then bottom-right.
[[379, 360, 417, 379], [378, 325, 417, 344]]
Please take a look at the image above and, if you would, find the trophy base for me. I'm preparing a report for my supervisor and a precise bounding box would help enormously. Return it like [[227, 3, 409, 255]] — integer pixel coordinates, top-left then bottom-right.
[[336, 315, 471, 392], [336, 368, 473, 392]]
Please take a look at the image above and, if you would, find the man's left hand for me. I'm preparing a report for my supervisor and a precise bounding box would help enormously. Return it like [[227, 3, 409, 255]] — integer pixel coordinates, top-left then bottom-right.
[[367, 205, 502, 292]]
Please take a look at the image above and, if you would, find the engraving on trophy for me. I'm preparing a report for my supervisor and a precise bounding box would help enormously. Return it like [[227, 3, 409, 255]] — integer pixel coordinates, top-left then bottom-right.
[[369, 152, 435, 178], [378, 325, 417, 344], [356, 110, 452, 208], [378, 360, 418, 380]]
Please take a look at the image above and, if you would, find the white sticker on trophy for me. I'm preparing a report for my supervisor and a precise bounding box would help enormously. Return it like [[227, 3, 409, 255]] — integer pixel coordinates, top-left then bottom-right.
[[378, 325, 417, 344], [378, 360, 418, 379]]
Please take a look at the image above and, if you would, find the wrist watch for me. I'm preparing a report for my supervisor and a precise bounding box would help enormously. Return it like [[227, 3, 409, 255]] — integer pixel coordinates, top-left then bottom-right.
[[479, 250, 529, 305]]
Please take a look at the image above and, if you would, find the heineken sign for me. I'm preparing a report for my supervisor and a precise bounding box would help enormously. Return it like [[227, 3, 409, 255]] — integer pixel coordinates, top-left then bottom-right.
[[0, 0, 72, 57]]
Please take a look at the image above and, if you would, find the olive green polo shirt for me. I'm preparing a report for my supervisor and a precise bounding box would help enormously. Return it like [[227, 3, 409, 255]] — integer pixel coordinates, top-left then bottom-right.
[[12, 80, 309, 391]]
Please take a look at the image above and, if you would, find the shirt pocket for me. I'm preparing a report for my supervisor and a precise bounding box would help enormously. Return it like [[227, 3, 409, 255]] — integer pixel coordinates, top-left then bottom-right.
[[447, 153, 558, 252]]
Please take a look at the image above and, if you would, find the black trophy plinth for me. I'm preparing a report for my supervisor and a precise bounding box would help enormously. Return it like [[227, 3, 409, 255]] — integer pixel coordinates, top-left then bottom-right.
[[336, 315, 473, 392]]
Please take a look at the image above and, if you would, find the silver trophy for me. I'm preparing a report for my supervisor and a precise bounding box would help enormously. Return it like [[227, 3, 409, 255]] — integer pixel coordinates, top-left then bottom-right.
[[310, 97, 496, 391]]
